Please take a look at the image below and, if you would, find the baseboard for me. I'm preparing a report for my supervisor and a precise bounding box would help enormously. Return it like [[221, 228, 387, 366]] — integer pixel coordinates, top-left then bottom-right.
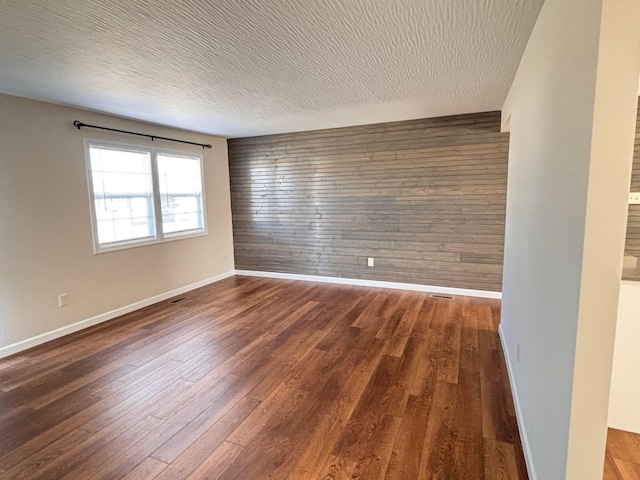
[[235, 270, 502, 299], [498, 324, 538, 480], [0, 270, 236, 360], [0, 269, 500, 359]]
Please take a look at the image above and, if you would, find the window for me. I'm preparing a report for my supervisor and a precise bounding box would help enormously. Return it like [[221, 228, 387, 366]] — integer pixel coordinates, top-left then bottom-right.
[[85, 141, 206, 252], [157, 153, 205, 235]]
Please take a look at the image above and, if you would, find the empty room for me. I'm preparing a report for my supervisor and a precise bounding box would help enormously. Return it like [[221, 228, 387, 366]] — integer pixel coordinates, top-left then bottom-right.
[[1, 1, 639, 479]]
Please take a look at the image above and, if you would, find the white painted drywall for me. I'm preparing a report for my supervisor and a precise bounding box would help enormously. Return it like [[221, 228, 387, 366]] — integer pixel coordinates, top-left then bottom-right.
[[0, 94, 235, 352], [565, 1, 640, 476], [609, 281, 640, 433], [500, 0, 640, 478]]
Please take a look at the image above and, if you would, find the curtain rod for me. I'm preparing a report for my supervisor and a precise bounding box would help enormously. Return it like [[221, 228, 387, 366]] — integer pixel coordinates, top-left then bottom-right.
[[73, 121, 212, 149]]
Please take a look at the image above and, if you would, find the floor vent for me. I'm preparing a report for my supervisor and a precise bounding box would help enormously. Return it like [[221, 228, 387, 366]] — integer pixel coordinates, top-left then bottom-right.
[[168, 297, 188, 304], [431, 294, 454, 300]]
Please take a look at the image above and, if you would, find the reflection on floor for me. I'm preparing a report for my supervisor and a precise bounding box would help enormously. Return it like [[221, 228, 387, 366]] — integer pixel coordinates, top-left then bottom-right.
[[604, 428, 640, 479]]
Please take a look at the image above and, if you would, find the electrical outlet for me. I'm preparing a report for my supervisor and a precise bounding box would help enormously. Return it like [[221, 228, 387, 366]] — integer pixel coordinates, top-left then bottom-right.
[[367, 257, 374, 267], [630, 192, 640, 204], [58, 293, 68, 308], [517, 343, 521, 362]]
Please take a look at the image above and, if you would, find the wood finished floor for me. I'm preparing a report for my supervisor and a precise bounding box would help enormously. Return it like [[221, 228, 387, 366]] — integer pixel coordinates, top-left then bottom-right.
[[604, 428, 640, 479], [0, 276, 528, 480]]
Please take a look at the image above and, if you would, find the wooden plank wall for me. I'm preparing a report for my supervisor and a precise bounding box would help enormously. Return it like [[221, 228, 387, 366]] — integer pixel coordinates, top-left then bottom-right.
[[624, 106, 640, 274], [228, 112, 509, 292]]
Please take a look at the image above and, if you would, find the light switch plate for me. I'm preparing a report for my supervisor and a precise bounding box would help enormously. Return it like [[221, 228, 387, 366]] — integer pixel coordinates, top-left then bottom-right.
[[630, 192, 640, 204]]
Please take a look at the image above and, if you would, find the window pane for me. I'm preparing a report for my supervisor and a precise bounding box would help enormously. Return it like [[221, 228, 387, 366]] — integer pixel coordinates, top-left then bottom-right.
[[90, 147, 150, 174], [94, 172, 154, 195], [157, 154, 204, 235], [88, 146, 156, 246]]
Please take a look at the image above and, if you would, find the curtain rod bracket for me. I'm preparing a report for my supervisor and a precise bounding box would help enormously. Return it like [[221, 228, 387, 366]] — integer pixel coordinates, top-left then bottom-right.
[[72, 120, 212, 149]]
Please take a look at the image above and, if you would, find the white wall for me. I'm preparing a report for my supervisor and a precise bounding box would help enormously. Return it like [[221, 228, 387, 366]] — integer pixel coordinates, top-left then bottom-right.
[[0, 94, 235, 354], [500, 0, 640, 479], [609, 281, 640, 433]]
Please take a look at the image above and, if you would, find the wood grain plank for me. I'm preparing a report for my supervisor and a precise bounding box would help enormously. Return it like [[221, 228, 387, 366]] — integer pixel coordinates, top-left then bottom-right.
[[185, 442, 244, 480], [608, 429, 640, 462], [416, 381, 458, 480], [153, 397, 259, 480], [0, 428, 93, 480], [349, 414, 402, 480], [623, 108, 640, 268], [42, 414, 166, 480], [604, 451, 623, 480], [384, 394, 431, 480], [121, 457, 168, 480], [229, 112, 508, 291], [286, 339, 388, 478], [318, 455, 357, 480], [484, 439, 520, 480], [613, 458, 640, 479], [0, 278, 528, 480], [0, 391, 102, 466]]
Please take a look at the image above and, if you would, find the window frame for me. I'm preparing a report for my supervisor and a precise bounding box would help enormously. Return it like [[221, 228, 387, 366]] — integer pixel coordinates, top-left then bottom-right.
[[84, 138, 207, 254]]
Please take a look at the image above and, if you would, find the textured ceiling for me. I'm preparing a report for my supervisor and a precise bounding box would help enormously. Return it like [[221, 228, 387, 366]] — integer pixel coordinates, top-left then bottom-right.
[[0, 0, 543, 137]]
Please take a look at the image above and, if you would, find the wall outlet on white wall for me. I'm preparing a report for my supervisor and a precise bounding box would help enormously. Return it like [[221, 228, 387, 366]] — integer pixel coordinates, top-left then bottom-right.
[[58, 293, 68, 308], [367, 257, 374, 267]]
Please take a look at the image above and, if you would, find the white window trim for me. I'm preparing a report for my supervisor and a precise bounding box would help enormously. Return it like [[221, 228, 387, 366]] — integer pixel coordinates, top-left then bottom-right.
[[84, 138, 208, 254]]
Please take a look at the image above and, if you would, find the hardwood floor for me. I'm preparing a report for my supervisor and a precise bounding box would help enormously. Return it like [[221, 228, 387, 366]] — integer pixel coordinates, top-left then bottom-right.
[[604, 428, 640, 479], [0, 276, 528, 479]]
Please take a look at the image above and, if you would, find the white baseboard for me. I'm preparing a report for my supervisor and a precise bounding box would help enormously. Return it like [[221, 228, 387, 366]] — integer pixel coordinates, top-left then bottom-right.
[[0, 269, 500, 360], [0, 270, 235, 360], [498, 324, 538, 480], [235, 270, 502, 299]]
